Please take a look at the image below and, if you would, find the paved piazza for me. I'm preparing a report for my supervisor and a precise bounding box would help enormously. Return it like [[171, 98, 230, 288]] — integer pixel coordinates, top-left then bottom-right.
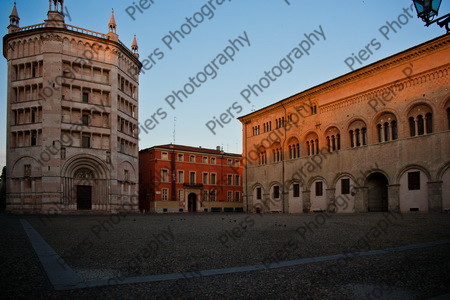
[[1, 212, 450, 298]]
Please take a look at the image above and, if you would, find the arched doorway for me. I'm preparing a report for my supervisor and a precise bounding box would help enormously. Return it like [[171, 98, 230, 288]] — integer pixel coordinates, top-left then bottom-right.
[[188, 193, 197, 212], [62, 155, 109, 211], [75, 168, 94, 210], [367, 173, 388, 212]]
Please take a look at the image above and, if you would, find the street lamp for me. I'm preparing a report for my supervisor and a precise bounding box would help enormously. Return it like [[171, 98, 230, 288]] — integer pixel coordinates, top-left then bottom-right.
[[412, 0, 450, 32]]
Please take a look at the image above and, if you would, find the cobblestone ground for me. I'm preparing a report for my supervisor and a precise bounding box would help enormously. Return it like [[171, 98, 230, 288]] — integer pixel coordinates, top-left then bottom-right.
[[1, 212, 449, 299]]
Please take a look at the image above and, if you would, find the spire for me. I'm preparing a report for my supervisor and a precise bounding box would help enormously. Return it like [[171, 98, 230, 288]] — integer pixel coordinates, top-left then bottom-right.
[[108, 9, 117, 33], [131, 35, 139, 58], [9, 2, 20, 27], [131, 35, 138, 51]]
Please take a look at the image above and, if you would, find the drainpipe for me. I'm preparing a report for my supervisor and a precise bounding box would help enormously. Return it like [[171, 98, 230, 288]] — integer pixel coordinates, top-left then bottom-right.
[[244, 120, 249, 212], [281, 103, 287, 213]]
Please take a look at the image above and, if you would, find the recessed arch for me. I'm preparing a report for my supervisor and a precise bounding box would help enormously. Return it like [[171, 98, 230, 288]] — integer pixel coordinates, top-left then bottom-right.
[[62, 154, 110, 179], [396, 164, 432, 184]]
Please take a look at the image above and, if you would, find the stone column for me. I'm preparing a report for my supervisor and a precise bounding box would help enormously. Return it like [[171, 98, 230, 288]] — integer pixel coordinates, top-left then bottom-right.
[[388, 184, 400, 212], [283, 190, 289, 214], [354, 186, 368, 212], [302, 190, 311, 213], [326, 188, 336, 213], [427, 181, 443, 213], [244, 192, 252, 213]]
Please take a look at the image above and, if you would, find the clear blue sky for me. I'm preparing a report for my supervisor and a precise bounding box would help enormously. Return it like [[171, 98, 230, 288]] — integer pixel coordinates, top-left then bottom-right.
[[0, 0, 449, 168]]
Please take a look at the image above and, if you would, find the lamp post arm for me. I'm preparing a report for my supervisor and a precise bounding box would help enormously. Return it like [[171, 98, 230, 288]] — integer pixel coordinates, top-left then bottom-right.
[[424, 13, 450, 32]]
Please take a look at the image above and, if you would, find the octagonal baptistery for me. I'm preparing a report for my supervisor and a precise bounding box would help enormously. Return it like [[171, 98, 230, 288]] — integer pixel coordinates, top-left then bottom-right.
[[3, 1, 142, 213]]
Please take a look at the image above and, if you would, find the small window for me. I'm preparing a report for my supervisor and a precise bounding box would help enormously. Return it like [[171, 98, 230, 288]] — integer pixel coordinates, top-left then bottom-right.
[[31, 132, 37, 146], [24, 164, 31, 177], [177, 154, 183, 161], [189, 172, 195, 184], [202, 157, 208, 163], [227, 174, 233, 186], [161, 169, 169, 182], [210, 173, 216, 185], [190, 155, 195, 163], [124, 170, 129, 181], [82, 135, 90, 148], [235, 175, 240, 186], [235, 191, 240, 202], [161, 152, 168, 160], [203, 173, 208, 184], [177, 171, 184, 183], [203, 190, 208, 201], [227, 191, 233, 202], [210, 190, 216, 201], [178, 189, 184, 201], [273, 186, 280, 199], [31, 110, 36, 123], [82, 114, 89, 126], [315, 181, 323, 196], [293, 184, 300, 197], [82, 92, 89, 103], [341, 178, 350, 195], [227, 159, 232, 166], [447, 107, 450, 130], [408, 171, 420, 190], [162, 189, 168, 201], [210, 157, 216, 164], [257, 187, 262, 200]]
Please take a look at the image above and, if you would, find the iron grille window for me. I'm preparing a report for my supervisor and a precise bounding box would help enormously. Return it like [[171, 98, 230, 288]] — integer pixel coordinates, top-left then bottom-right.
[[408, 171, 420, 190], [273, 186, 280, 199], [316, 181, 323, 196], [293, 184, 300, 197], [341, 178, 350, 195]]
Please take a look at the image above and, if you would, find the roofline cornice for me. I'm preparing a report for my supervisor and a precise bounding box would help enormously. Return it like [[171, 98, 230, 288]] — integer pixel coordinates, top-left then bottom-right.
[[3, 26, 142, 68], [238, 34, 450, 122]]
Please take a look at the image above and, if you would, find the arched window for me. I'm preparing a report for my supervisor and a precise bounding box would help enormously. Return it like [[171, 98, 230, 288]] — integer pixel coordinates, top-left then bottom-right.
[[325, 127, 341, 152], [288, 138, 300, 159], [349, 120, 367, 148], [376, 113, 398, 143], [407, 104, 433, 137], [409, 117, 415, 136], [447, 107, 450, 130], [305, 133, 319, 156], [271, 143, 282, 163], [349, 130, 354, 148], [426, 113, 432, 134], [417, 115, 424, 135], [392, 121, 398, 140]]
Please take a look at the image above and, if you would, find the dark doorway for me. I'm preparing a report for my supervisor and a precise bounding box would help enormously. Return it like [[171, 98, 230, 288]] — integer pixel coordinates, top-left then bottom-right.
[[367, 173, 388, 212], [188, 193, 197, 212], [77, 185, 92, 210]]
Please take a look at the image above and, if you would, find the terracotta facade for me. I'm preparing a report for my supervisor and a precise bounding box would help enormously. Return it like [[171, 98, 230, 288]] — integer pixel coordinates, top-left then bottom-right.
[[139, 145, 243, 213], [238, 35, 450, 214]]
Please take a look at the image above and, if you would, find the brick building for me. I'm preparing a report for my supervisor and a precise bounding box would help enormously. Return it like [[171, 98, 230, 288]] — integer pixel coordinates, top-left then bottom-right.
[[3, 1, 141, 213], [238, 35, 450, 214], [139, 144, 243, 213]]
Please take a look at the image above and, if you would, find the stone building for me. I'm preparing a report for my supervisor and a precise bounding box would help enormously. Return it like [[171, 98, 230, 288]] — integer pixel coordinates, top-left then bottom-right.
[[238, 35, 450, 214], [3, 1, 141, 213], [139, 144, 243, 213]]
